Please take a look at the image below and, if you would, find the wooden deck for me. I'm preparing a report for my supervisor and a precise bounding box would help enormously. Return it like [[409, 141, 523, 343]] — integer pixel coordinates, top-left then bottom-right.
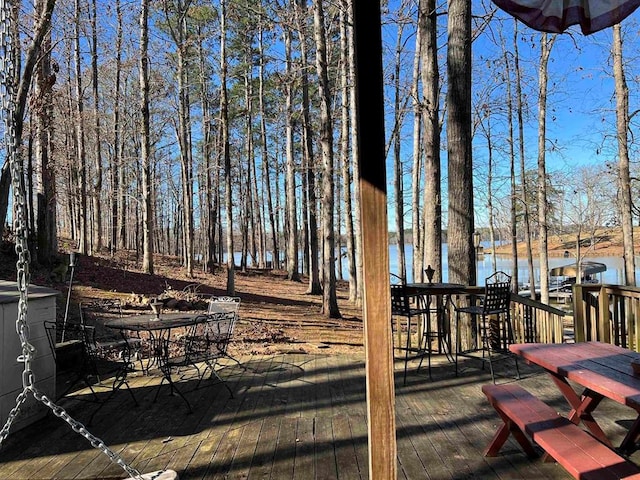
[[1, 353, 640, 479]]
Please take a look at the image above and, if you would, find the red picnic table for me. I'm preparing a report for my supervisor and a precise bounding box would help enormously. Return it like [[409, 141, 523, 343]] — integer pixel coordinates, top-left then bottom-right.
[[510, 341, 640, 454]]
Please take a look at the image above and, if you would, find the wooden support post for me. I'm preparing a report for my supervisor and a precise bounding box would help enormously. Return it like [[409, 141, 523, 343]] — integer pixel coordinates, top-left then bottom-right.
[[353, 2, 397, 479], [598, 286, 612, 343], [572, 284, 586, 342]]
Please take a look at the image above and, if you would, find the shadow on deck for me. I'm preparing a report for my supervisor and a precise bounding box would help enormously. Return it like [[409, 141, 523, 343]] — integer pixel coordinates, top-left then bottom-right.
[[0, 353, 638, 479]]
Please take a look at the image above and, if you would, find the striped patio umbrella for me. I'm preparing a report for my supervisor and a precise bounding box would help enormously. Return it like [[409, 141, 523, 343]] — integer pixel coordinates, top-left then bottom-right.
[[492, 0, 640, 34]]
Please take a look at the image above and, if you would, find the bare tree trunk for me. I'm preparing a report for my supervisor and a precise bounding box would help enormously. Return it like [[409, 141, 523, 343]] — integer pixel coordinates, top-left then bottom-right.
[[243, 67, 256, 270], [0, 161, 10, 233], [242, 40, 263, 270], [65, 47, 78, 242], [537, 33, 555, 304], [513, 22, 535, 296], [27, 130, 34, 253], [273, 148, 282, 268], [411, 12, 422, 283], [250, 120, 264, 269], [111, 0, 122, 255], [0, 0, 55, 236], [420, 0, 442, 282], [74, 0, 88, 254], [239, 68, 253, 272], [503, 42, 519, 292], [447, 0, 474, 285], [220, 0, 235, 294], [197, 23, 216, 273], [480, 108, 497, 275], [392, 20, 406, 282], [301, 111, 321, 290], [117, 130, 126, 249], [239, 152, 249, 271], [258, 19, 277, 270], [284, 11, 299, 282], [134, 154, 141, 257], [336, 174, 343, 280], [255, 58, 268, 270], [161, 0, 195, 276], [34, 4, 57, 263], [115, 9, 126, 253], [179, 16, 194, 277], [300, 132, 310, 276], [295, 0, 320, 292], [339, 0, 356, 298], [214, 144, 222, 264], [313, 0, 340, 318], [139, 0, 153, 274], [613, 24, 636, 286], [348, 0, 363, 307], [90, 0, 102, 252]]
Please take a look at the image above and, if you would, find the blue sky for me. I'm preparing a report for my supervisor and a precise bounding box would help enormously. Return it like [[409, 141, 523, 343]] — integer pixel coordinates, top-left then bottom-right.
[[382, 2, 640, 231]]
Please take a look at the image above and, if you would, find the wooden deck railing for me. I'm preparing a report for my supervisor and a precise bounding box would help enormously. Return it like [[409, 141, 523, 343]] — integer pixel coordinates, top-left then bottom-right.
[[509, 293, 566, 344], [393, 287, 567, 354], [447, 288, 566, 347], [573, 283, 640, 350]]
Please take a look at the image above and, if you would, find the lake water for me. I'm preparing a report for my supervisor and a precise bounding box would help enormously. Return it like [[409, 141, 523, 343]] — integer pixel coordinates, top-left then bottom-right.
[[373, 244, 630, 286], [234, 243, 632, 286]]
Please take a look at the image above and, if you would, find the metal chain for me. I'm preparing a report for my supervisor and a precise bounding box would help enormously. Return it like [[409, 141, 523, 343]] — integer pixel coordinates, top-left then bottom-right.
[[0, 3, 161, 479], [0, 0, 33, 441]]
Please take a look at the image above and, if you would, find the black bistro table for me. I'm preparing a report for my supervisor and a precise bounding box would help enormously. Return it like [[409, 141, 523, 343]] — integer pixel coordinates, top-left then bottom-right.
[[403, 282, 466, 358], [105, 312, 209, 412]]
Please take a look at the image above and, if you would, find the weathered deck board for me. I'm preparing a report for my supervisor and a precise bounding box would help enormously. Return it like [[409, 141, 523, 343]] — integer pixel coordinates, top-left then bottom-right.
[[396, 392, 451, 480], [196, 355, 276, 479], [293, 416, 315, 480], [349, 413, 370, 478], [270, 416, 297, 479], [2, 353, 640, 479], [333, 413, 365, 479]]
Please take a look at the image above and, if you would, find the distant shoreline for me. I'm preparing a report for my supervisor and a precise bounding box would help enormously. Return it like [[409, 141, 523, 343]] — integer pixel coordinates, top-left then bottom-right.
[[490, 245, 625, 258], [489, 233, 630, 259]]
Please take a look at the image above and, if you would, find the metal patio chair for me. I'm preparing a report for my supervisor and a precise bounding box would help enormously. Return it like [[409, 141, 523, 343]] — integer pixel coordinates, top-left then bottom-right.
[[206, 296, 242, 367], [454, 271, 519, 383], [390, 280, 434, 384], [194, 310, 238, 394], [161, 309, 238, 402], [79, 298, 142, 371], [44, 320, 138, 424]]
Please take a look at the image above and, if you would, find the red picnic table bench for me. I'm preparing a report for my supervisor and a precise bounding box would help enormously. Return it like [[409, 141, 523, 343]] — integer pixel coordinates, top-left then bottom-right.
[[483, 383, 640, 480], [482, 341, 640, 480], [510, 341, 640, 454]]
